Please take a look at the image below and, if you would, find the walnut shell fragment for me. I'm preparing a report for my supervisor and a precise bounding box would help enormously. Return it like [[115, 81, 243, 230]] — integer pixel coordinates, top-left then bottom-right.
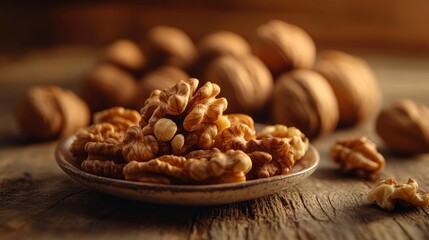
[[376, 98, 429, 154], [330, 136, 385, 177], [123, 148, 252, 184], [368, 178, 429, 211]]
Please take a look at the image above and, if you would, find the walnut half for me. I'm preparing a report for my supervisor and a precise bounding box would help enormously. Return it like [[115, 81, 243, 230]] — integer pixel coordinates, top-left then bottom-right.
[[368, 178, 429, 211], [330, 136, 385, 177]]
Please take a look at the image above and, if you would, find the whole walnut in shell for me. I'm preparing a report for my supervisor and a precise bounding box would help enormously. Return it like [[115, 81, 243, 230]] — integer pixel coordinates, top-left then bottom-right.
[[272, 70, 339, 139], [203, 54, 273, 115], [15, 85, 90, 141], [315, 50, 382, 127], [376, 99, 429, 154], [142, 25, 197, 70], [196, 31, 251, 72], [81, 64, 138, 112], [102, 39, 145, 72], [251, 20, 316, 75], [136, 65, 189, 108]]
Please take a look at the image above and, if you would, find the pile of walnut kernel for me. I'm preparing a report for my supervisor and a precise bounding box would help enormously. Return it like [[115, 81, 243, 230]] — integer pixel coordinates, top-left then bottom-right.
[[70, 79, 309, 184]]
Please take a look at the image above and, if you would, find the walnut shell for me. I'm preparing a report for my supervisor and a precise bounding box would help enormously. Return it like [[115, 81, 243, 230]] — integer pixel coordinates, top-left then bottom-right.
[[81, 64, 138, 112], [14, 85, 90, 141], [376, 99, 429, 154], [203, 54, 273, 115], [142, 25, 197, 70], [315, 50, 382, 127], [196, 31, 251, 72], [272, 70, 339, 139], [251, 20, 316, 75], [102, 39, 145, 71], [135, 65, 189, 108]]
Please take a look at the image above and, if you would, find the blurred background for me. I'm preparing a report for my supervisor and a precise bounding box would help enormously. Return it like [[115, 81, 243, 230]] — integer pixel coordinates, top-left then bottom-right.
[[1, 0, 429, 143]]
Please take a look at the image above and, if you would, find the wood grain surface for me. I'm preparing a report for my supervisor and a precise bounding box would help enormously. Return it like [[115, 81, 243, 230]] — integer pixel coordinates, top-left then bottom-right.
[[1, 48, 429, 239]]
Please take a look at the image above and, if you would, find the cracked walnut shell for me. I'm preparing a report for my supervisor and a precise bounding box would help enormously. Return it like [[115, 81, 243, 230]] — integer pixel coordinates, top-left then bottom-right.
[[330, 136, 385, 177], [376, 99, 429, 154], [368, 178, 429, 211]]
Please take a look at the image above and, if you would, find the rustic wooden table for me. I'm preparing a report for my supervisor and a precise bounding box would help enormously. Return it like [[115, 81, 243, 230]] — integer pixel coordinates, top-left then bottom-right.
[[1, 47, 429, 239]]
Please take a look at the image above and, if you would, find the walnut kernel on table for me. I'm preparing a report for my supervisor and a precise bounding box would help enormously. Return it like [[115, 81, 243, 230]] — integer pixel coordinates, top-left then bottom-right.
[[330, 136, 385, 177], [376, 98, 429, 155], [15, 85, 90, 141], [368, 178, 429, 211]]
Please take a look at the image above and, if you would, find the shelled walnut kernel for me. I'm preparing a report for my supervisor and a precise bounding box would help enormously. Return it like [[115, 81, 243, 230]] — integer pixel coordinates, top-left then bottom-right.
[[368, 178, 429, 211], [330, 136, 385, 177]]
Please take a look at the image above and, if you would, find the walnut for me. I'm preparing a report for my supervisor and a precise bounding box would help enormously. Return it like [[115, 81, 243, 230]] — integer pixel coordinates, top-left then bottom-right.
[[81, 158, 125, 179], [93, 107, 141, 132], [142, 25, 197, 70], [250, 20, 316, 75], [126, 78, 227, 160], [14, 85, 90, 141], [225, 114, 254, 129], [123, 148, 252, 184], [102, 39, 145, 71], [203, 54, 273, 115], [70, 107, 139, 156], [376, 99, 429, 154], [195, 31, 251, 73], [136, 65, 189, 108], [368, 178, 429, 211], [315, 50, 382, 127], [272, 70, 339, 139], [256, 124, 309, 160], [330, 136, 385, 177], [214, 123, 297, 179], [122, 126, 159, 162], [81, 64, 138, 112]]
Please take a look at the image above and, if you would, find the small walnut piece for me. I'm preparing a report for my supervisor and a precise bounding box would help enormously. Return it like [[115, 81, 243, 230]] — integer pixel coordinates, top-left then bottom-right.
[[368, 178, 429, 211], [376, 98, 429, 154], [272, 70, 339, 139], [203, 54, 273, 114], [315, 50, 382, 127], [251, 20, 316, 75], [15, 85, 90, 141], [154, 118, 177, 141], [93, 107, 141, 131], [330, 136, 385, 177]]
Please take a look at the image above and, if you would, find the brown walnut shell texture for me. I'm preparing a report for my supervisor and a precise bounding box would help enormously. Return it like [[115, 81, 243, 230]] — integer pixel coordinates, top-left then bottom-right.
[[196, 31, 251, 72], [315, 50, 382, 127], [15, 85, 90, 141], [81, 64, 138, 112], [376, 98, 429, 154], [143, 25, 197, 70], [102, 39, 146, 71], [273, 69, 339, 139], [251, 20, 316, 75], [203, 54, 273, 115]]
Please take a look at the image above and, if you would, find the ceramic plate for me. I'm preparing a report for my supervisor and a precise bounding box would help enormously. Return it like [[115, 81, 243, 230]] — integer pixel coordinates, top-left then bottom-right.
[[55, 135, 319, 206]]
